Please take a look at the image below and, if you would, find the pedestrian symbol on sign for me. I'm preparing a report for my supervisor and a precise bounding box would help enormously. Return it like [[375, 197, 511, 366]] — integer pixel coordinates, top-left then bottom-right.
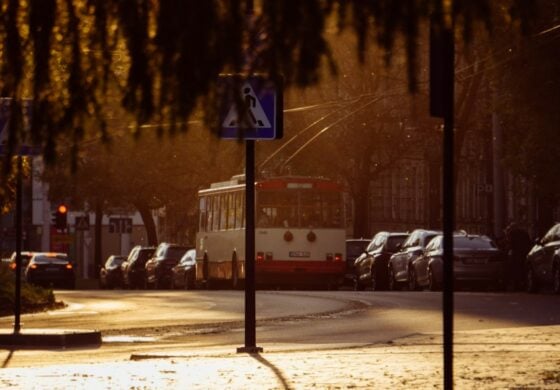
[[222, 83, 271, 129]]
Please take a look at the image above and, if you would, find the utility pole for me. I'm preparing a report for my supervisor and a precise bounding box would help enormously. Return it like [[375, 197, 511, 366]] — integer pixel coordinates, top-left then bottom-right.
[[430, 6, 455, 389]]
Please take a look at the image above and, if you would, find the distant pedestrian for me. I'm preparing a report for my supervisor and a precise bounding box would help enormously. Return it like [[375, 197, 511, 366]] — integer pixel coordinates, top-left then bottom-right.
[[504, 222, 532, 291]]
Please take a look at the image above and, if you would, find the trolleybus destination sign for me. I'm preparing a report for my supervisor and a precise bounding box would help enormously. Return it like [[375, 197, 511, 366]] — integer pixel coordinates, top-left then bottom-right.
[[218, 75, 283, 140]]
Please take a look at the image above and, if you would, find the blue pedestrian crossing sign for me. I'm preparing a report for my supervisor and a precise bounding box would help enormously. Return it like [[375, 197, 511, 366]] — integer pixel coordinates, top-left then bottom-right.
[[219, 75, 283, 140]]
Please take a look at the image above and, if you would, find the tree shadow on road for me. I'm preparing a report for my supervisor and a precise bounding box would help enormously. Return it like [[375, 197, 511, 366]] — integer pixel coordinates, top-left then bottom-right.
[[2, 349, 14, 368], [250, 353, 293, 390]]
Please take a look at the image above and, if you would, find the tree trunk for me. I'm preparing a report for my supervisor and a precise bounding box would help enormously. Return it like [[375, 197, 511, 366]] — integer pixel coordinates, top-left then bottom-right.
[[135, 201, 158, 246]]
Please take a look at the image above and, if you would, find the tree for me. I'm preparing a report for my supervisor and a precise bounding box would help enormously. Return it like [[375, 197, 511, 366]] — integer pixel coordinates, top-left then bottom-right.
[[0, 157, 31, 215], [494, 1, 560, 234], [43, 124, 243, 246], [0, 1, 535, 168]]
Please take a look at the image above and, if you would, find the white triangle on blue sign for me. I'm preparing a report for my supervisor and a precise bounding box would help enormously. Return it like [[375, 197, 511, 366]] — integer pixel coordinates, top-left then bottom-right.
[[222, 83, 271, 128]]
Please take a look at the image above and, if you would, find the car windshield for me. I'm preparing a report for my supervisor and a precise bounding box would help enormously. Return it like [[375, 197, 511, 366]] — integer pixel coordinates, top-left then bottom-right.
[[454, 236, 496, 249], [347, 241, 368, 257], [387, 236, 407, 252], [109, 257, 125, 267], [135, 251, 150, 263], [165, 247, 189, 259]]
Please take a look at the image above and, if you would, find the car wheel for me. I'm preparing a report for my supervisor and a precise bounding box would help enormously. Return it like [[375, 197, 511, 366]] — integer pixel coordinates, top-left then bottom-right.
[[371, 269, 381, 291], [354, 273, 364, 291], [428, 267, 440, 291], [408, 268, 419, 291], [155, 278, 165, 290], [553, 265, 560, 295], [526, 267, 539, 293], [388, 267, 398, 291], [184, 272, 194, 290]]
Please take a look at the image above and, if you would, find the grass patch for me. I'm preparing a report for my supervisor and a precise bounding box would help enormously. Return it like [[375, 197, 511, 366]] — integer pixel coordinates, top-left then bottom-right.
[[0, 263, 65, 317]]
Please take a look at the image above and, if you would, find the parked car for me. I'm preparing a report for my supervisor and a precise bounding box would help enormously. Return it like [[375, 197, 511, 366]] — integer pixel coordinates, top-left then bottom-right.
[[25, 252, 75, 289], [387, 229, 441, 290], [121, 246, 156, 289], [99, 255, 127, 289], [145, 243, 190, 289], [354, 232, 408, 291], [170, 249, 197, 290], [525, 223, 560, 293], [344, 239, 371, 287], [410, 234, 505, 291]]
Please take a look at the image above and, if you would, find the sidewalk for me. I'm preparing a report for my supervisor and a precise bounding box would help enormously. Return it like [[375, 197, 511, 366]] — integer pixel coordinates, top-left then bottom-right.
[[1, 325, 559, 389]]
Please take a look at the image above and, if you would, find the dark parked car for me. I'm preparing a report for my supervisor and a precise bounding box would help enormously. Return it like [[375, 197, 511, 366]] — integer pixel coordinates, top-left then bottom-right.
[[25, 252, 75, 289], [344, 239, 371, 287], [99, 255, 127, 289], [145, 243, 190, 289], [121, 246, 156, 289], [354, 232, 408, 291], [387, 229, 440, 290], [409, 234, 505, 291], [525, 223, 560, 294], [170, 249, 197, 290]]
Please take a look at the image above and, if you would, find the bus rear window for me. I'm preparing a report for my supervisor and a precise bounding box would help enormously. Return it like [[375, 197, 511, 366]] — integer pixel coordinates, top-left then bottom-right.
[[257, 190, 343, 228]]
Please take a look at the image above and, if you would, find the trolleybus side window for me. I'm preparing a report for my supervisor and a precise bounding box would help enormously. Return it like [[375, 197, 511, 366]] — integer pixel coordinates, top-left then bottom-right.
[[211, 195, 220, 232], [219, 194, 228, 231], [234, 191, 245, 229], [199, 196, 207, 232], [227, 193, 236, 230]]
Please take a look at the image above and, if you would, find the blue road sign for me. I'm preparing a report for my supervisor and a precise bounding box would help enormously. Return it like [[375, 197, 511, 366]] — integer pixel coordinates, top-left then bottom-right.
[[219, 75, 283, 140]]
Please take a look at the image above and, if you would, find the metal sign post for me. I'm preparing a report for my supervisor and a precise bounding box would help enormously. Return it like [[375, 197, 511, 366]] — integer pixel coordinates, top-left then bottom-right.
[[430, 12, 455, 390], [1, 98, 38, 335], [217, 72, 282, 354], [236, 139, 262, 354], [14, 154, 23, 334]]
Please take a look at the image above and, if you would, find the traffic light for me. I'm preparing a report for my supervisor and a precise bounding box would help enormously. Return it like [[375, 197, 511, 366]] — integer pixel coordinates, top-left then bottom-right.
[[51, 204, 68, 231]]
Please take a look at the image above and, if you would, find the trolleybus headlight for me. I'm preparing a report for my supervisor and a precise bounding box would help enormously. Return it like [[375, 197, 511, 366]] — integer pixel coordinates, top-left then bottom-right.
[[307, 231, 316, 242], [284, 231, 293, 242], [256, 252, 265, 262], [335, 253, 343, 262]]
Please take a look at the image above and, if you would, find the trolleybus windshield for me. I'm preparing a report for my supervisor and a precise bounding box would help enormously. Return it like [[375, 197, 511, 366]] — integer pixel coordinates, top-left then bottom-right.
[[257, 190, 343, 229]]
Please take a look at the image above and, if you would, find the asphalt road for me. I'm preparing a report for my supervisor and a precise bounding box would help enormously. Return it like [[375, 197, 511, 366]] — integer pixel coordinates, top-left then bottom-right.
[[1, 289, 559, 367]]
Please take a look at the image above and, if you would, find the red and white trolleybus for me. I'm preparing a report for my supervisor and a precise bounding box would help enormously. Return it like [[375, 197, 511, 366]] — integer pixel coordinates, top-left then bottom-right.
[[195, 175, 346, 289]]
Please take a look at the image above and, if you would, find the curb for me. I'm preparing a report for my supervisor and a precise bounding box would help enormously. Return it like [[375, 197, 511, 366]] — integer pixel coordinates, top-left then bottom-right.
[[0, 328, 102, 349]]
